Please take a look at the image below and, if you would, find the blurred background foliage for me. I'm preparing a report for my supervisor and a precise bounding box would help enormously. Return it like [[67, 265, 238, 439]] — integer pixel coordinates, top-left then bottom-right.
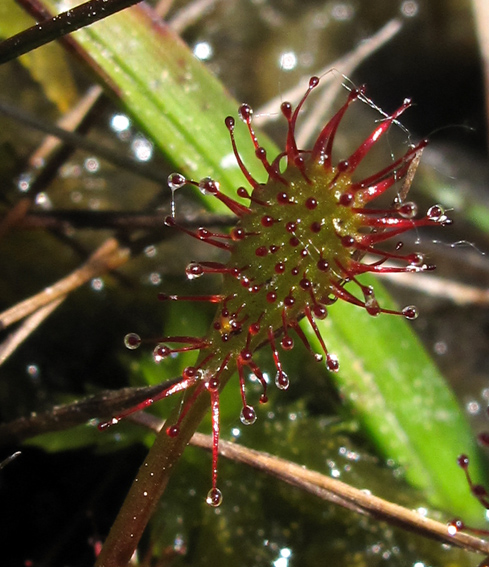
[[0, 0, 489, 566]]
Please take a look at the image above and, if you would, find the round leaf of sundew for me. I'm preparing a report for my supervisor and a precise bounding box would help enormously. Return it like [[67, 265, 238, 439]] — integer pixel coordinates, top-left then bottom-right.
[[27, 0, 487, 522], [304, 274, 487, 524]]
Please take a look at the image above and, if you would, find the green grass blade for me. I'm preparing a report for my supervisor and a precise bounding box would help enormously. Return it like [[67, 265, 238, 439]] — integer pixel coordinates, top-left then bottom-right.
[[309, 277, 485, 521]]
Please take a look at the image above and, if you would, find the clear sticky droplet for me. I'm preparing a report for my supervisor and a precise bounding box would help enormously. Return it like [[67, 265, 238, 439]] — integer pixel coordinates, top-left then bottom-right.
[[186, 263, 204, 280], [238, 104, 253, 123], [365, 296, 381, 316], [198, 177, 219, 195], [153, 344, 171, 362], [402, 305, 419, 320], [397, 201, 418, 219], [275, 371, 289, 390], [124, 333, 141, 349], [427, 204, 445, 221], [167, 173, 186, 190], [167, 173, 186, 218], [409, 253, 425, 266], [240, 405, 257, 425], [326, 354, 339, 372], [206, 487, 223, 507]]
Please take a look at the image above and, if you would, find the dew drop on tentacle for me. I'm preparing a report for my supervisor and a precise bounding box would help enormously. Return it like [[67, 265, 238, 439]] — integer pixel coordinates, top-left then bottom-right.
[[124, 333, 141, 350], [426, 204, 452, 225], [206, 487, 223, 507], [363, 286, 381, 317], [240, 405, 257, 425], [396, 201, 418, 219], [275, 370, 289, 390], [186, 263, 204, 279], [457, 454, 469, 469], [198, 177, 220, 195], [167, 172, 186, 190], [427, 204, 444, 220], [167, 173, 187, 218], [408, 253, 425, 266], [326, 354, 339, 372], [281, 336, 294, 350], [153, 344, 171, 362], [402, 305, 419, 320], [238, 103, 253, 123]]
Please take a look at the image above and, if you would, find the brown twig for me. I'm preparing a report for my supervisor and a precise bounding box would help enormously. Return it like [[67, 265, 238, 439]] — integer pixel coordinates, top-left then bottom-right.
[[0, 85, 105, 240], [168, 0, 221, 33], [130, 412, 489, 557], [0, 296, 65, 366], [191, 433, 489, 555], [0, 98, 168, 185], [0, 238, 129, 332], [383, 271, 489, 305], [254, 18, 402, 136], [5, 386, 487, 558]]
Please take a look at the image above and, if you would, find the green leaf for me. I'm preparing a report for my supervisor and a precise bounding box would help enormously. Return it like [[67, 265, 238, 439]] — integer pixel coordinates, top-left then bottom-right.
[[64, 3, 273, 197]]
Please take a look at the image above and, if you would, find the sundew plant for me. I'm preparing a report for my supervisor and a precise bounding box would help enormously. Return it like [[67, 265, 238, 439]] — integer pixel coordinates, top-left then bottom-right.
[[0, 1, 488, 566]]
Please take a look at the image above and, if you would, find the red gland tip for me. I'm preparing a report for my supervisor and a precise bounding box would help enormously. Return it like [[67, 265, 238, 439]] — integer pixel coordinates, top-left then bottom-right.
[[166, 425, 180, 438], [238, 104, 253, 123], [457, 454, 469, 469], [225, 116, 235, 131]]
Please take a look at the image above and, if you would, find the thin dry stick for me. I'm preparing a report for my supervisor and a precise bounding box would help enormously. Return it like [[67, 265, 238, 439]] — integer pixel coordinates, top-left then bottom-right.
[[27, 84, 104, 173], [383, 271, 489, 306], [0, 297, 65, 365], [0, 393, 487, 556], [254, 18, 402, 135], [0, 381, 182, 444], [296, 18, 403, 148], [127, 412, 489, 557], [398, 147, 424, 203], [189, 433, 489, 555], [0, 99, 168, 185], [154, 0, 174, 18], [0, 238, 129, 332], [168, 0, 221, 33], [0, 85, 104, 240]]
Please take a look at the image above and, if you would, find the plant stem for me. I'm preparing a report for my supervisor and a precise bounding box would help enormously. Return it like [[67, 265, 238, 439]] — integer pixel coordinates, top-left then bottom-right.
[[95, 366, 234, 567]]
